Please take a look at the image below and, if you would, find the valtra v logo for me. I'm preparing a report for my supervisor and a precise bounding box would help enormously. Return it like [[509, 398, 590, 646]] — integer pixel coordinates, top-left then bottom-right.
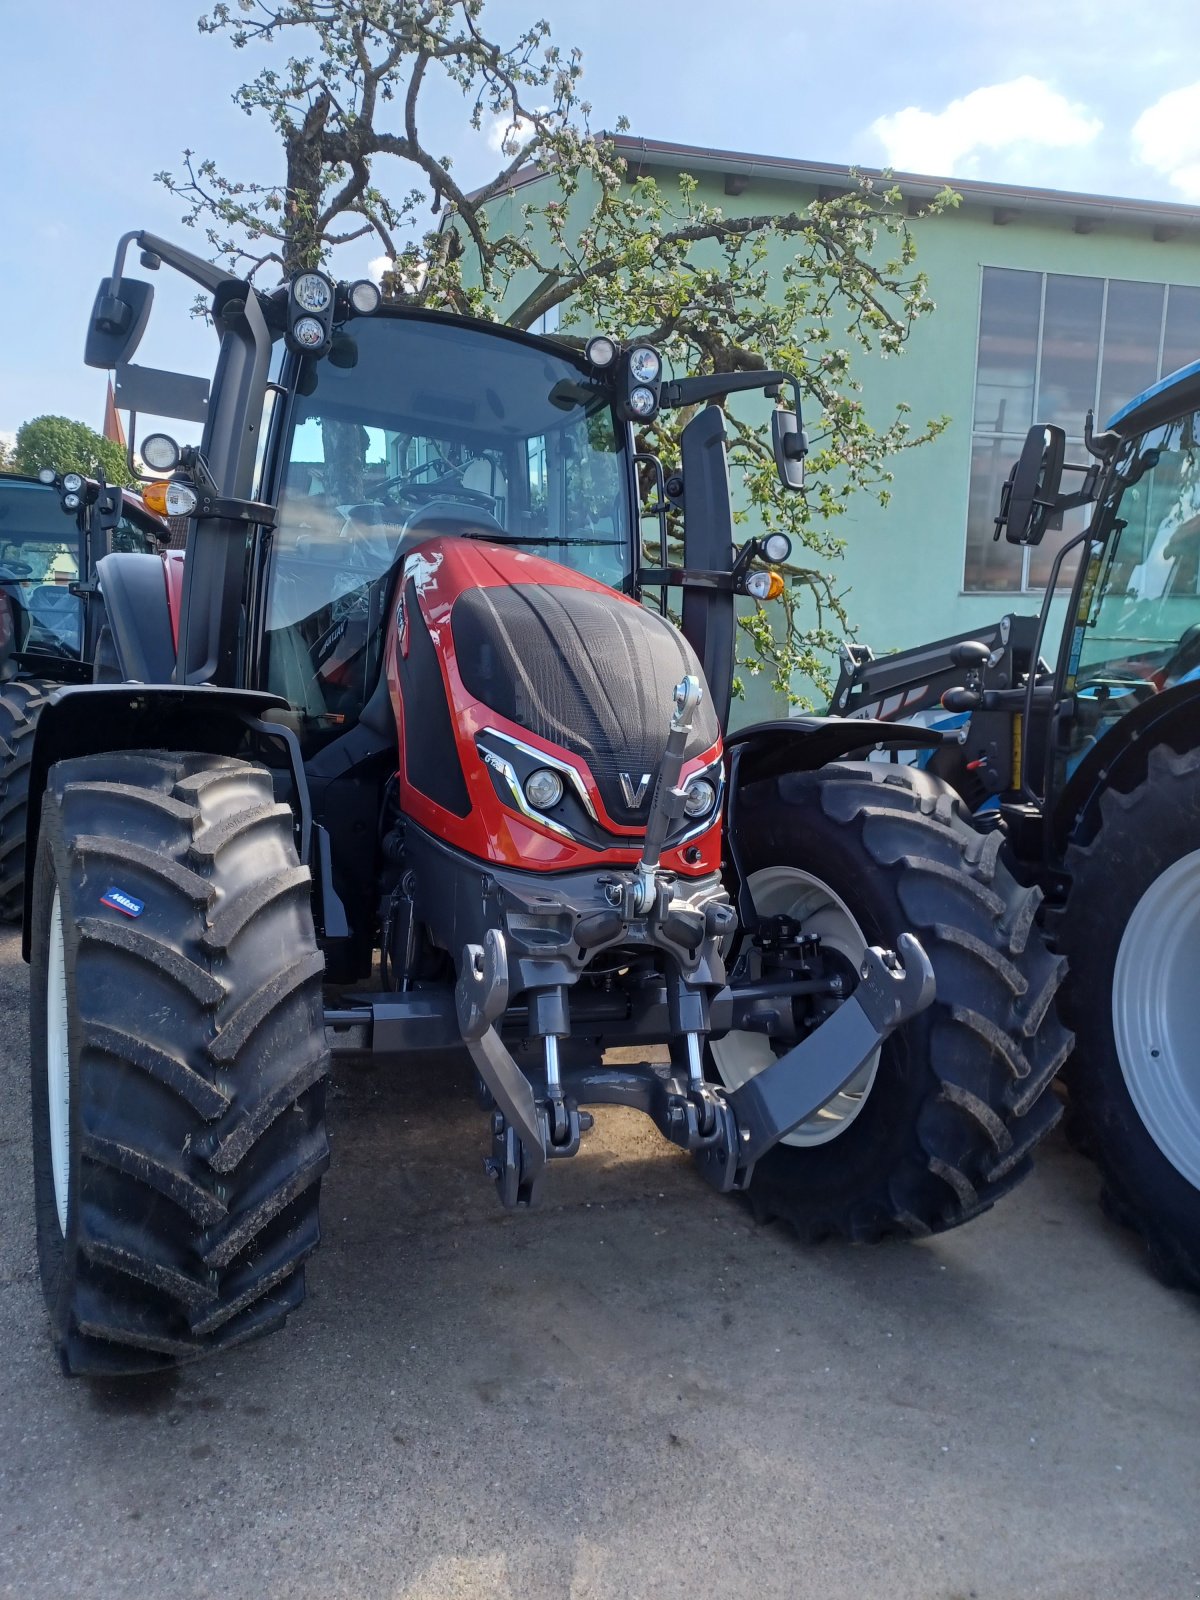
[[618, 772, 652, 808]]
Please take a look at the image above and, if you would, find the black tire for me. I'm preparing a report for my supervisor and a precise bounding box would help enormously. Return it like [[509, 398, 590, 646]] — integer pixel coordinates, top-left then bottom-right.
[[30, 750, 330, 1376], [1060, 743, 1200, 1293], [0, 677, 51, 921], [716, 762, 1072, 1240]]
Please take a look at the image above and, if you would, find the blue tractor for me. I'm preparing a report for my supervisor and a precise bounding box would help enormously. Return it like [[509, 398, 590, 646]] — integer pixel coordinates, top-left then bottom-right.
[[832, 360, 1200, 1295]]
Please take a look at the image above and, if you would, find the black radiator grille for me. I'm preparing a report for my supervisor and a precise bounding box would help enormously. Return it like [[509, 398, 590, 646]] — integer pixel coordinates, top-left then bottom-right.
[[452, 583, 719, 826]]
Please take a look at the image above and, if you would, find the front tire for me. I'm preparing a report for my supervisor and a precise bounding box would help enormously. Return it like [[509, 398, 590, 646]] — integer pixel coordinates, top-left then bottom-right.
[[30, 750, 330, 1376], [1060, 744, 1200, 1292], [0, 678, 51, 921], [716, 763, 1072, 1240]]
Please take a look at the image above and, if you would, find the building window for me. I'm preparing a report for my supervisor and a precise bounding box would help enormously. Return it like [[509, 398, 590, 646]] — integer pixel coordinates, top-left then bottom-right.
[[529, 304, 560, 337], [965, 268, 1200, 592]]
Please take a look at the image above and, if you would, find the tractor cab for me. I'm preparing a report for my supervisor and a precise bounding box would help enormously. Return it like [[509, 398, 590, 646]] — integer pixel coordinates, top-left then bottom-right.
[[0, 472, 165, 680], [260, 309, 637, 752]]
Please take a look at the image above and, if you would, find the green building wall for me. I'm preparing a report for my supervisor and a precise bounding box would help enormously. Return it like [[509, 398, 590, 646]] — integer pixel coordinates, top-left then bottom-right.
[[481, 156, 1200, 718]]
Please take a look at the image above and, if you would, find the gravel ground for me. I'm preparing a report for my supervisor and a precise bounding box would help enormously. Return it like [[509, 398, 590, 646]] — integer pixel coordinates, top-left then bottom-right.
[[1, 922, 1197, 1600]]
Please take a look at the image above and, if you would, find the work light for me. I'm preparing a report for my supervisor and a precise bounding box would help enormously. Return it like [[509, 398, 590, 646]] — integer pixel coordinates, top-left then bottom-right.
[[585, 335, 618, 369], [348, 279, 382, 315], [141, 433, 180, 474]]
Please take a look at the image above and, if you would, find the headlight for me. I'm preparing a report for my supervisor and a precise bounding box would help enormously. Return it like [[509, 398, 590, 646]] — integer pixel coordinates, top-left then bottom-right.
[[683, 777, 717, 818], [292, 315, 327, 349], [62, 492, 81, 511], [762, 533, 792, 563], [524, 768, 565, 810], [37, 468, 56, 485], [166, 482, 198, 518], [586, 335, 618, 369], [628, 386, 657, 418], [293, 272, 333, 313], [629, 346, 661, 384], [62, 472, 85, 494]]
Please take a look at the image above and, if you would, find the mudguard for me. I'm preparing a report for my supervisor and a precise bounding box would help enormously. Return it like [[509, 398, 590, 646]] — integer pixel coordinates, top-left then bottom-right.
[[725, 715, 942, 788], [1054, 679, 1200, 850], [95, 551, 177, 684], [21, 683, 289, 955]]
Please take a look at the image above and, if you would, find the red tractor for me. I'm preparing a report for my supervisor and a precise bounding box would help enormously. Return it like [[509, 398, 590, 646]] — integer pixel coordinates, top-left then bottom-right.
[[23, 234, 1069, 1375]]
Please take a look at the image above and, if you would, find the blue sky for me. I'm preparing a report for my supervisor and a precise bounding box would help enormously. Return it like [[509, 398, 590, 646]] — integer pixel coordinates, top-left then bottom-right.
[[4, 0, 1200, 444]]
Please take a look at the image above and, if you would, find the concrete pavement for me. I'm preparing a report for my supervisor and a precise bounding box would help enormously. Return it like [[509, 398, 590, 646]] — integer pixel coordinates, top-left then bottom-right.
[[1, 923, 1197, 1600]]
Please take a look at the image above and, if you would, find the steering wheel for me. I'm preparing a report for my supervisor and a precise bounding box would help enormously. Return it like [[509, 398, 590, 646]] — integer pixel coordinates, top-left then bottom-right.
[[0, 561, 33, 579], [377, 459, 497, 513]]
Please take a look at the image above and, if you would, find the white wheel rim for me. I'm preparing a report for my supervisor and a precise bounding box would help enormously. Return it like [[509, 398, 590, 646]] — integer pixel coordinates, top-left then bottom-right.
[[709, 866, 880, 1148], [1112, 848, 1200, 1188], [47, 889, 71, 1235]]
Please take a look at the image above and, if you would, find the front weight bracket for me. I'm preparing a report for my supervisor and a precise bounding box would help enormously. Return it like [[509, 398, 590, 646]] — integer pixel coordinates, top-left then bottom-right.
[[699, 935, 935, 1190]]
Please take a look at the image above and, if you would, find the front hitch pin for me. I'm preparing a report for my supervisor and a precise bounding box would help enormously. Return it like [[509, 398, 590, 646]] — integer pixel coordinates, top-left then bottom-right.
[[632, 674, 703, 912]]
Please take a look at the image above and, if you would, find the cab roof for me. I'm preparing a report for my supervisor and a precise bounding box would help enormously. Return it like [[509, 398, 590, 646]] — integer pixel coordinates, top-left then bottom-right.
[[1105, 358, 1200, 440]]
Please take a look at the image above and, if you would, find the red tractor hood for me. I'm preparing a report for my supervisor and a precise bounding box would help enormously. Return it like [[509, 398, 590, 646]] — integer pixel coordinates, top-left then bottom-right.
[[384, 536, 723, 874]]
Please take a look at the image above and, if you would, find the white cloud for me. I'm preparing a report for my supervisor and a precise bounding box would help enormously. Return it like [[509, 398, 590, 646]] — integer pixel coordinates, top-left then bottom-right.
[[1132, 83, 1200, 200], [871, 77, 1102, 178]]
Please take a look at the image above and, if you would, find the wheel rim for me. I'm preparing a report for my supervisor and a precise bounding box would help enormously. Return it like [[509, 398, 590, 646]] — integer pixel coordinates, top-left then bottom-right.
[[46, 889, 71, 1235], [709, 865, 880, 1148], [1112, 847, 1200, 1188]]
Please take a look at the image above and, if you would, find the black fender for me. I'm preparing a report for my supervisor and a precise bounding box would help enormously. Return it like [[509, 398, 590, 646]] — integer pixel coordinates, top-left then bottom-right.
[[21, 683, 290, 956], [95, 551, 177, 684], [1053, 679, 1200, 852], [725, 715, 942, 789], [721, 715, 944, 932]]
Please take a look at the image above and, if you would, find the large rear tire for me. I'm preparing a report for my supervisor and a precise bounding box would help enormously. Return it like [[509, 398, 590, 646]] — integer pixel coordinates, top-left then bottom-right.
[[1060, 744, 1200, 1293], [30, 750, 330, 1376], [0, 678, 51, 921], [715, 762, 1072, 1240]]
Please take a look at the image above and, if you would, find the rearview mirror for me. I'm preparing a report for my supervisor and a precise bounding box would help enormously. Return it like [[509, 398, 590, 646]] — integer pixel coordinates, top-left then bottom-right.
[[999, 424, 1066, 546], [772, 408, 807, 492], [84, 276, 154, 370]]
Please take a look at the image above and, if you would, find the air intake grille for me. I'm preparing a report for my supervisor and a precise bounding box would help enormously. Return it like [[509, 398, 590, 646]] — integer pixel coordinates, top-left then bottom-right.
[[453, 584, 719, 826]]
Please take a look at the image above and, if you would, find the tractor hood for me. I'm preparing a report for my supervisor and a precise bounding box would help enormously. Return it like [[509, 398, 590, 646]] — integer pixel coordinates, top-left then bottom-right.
[[384, 536, 723, 874]]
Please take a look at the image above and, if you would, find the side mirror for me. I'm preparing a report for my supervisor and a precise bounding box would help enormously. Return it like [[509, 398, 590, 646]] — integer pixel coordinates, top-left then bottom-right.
[[772, 408, 807, 492], [84, 276, 154, 370], [999, 424, 1066, 546]]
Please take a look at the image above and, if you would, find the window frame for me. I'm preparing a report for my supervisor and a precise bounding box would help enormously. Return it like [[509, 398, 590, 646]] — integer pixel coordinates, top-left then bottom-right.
[[964, 267, 1189, 595]]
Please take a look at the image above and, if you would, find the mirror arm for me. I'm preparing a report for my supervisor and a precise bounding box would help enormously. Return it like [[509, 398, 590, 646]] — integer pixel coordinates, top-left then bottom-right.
[[110, 230, 246, 300], [660, 369, 801, 413]]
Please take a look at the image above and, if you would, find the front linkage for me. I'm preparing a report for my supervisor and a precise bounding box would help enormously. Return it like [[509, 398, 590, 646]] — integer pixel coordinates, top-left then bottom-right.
[[454, 676, 935, 1209]]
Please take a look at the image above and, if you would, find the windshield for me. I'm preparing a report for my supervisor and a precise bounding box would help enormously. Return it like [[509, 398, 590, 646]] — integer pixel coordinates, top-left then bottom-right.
[[1056, 410, 1200, 783], [1075, 410, 1200, 693], [264, 314, 632, 746], [0, 480, 82, 662]]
